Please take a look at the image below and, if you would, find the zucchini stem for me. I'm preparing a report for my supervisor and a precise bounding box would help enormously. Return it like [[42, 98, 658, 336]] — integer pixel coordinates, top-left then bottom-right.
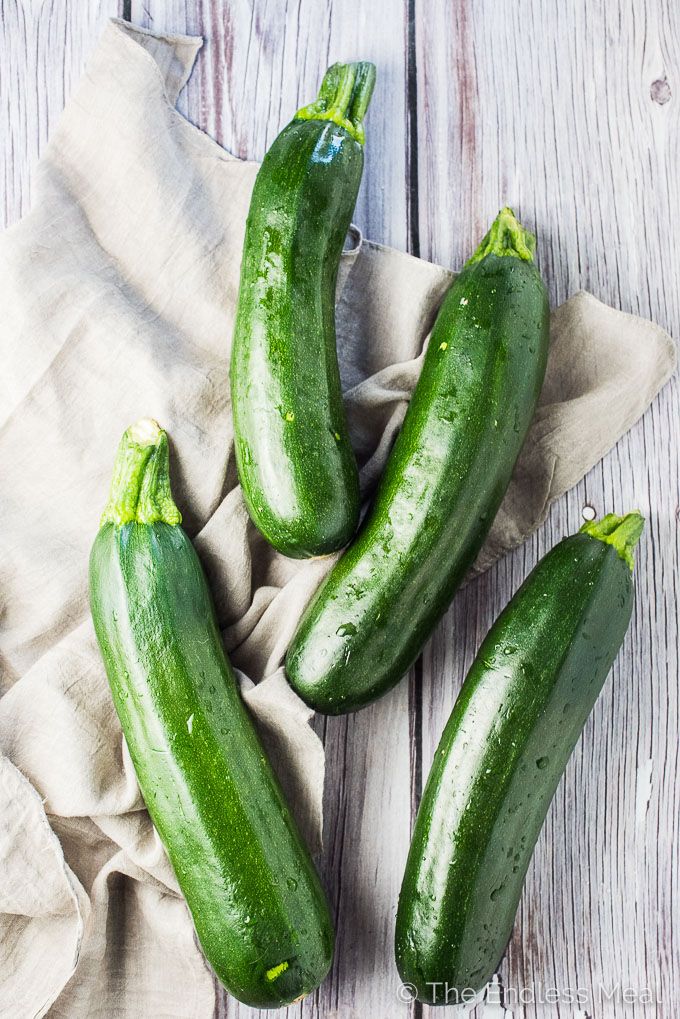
[[295, 61, 376, 145], [465, 207, 536, 265], [101, 418, 182, 527], [580, 511, 645, 571]]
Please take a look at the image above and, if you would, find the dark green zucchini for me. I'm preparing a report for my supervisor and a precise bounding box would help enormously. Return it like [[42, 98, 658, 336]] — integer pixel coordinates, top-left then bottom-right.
[[395, 512, 644, 1005], [231, 61, 376, 559], [286, 208, 550, 713], [89, 420, 334, 1008]]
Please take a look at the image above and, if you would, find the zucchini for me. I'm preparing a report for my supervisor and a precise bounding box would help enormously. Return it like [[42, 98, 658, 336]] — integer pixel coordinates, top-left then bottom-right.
[[286, 208, 550, 713], [89, 420, 334, 1008], [231, 61, 376, 558], [395, 512, 644, 1005]]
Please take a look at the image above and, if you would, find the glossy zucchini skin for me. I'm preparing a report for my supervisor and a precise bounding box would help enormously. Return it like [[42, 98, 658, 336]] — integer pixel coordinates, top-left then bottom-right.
[[286, 208, 550, 713], [90, 421, 334, 1008], [231, 62, 375, 559], [395, 514, 644, 1005]]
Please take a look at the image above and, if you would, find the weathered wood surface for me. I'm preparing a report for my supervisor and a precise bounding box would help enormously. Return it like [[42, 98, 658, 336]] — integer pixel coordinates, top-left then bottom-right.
[[2, 1, 678, 1017], [0, 0, 122, 225]]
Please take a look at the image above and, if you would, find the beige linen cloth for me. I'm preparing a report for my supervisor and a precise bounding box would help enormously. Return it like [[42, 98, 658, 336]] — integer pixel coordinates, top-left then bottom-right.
[[0, 19, 675, 1019]]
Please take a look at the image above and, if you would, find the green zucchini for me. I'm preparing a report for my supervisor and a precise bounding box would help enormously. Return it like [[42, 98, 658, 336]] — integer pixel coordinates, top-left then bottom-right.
[[395, 512, 644, 1005], [231, 61, 376, 559], [286, 208, 550, 713], [89, 420, 334, 1008]]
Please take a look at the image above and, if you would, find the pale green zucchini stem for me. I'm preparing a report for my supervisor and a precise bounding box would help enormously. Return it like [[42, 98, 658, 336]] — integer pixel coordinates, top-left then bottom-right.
[[100, 418, 182, 527], [295, 61, 376, 144], [465, 207, 536, 265], [580, 511, 645, 571]]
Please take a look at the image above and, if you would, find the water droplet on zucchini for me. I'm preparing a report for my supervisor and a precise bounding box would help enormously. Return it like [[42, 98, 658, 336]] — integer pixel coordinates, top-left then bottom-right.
[[336, 622, 357, 636]]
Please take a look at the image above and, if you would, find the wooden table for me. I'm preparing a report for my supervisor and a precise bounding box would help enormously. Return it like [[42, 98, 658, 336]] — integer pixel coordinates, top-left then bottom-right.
[[2, 3, 678, 1017]]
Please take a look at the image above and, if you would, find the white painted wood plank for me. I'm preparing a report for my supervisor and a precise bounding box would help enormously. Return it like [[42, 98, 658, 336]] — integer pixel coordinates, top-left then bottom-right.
[[414, 2, 680, 1017], [128, 2, 415, 1017], [0, 0, 122, 229]]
